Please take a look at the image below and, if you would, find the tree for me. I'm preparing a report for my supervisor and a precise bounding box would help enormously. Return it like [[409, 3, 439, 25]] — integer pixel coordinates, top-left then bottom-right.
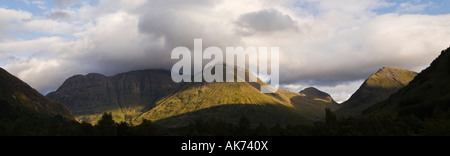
[[96, 113, 117, 136], [117, 121, 132, 136], [79, 121, 95, 136], [325, 108, 337, 125], [238, 116, 251, 136], [136, 119, 158, 136]]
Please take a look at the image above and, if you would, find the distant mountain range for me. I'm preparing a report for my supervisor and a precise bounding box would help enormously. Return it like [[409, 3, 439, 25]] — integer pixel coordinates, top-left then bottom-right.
[[337, 67, 417, 116], [46, 69, 180, 123], [44, 65, 422, 128], [2, 46, 449, 135], [47, 67, 338, 127]]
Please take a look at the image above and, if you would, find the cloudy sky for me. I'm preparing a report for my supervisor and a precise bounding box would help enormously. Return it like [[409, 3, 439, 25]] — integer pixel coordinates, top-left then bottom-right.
[[1, 0, 450, 103]]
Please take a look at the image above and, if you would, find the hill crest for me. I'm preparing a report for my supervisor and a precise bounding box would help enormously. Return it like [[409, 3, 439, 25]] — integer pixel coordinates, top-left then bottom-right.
[[336, 67, 417, 116]]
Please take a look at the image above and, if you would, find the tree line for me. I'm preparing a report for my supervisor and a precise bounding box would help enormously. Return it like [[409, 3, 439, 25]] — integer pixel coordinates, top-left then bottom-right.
[[2, 108, 449, 136]]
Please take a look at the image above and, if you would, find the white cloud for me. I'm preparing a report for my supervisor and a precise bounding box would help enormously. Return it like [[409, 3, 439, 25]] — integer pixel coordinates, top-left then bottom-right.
[[31, 0, 47, 10], [314, 80, 365, 103], [0, 8, 81, 40], [281, 84, 305, 92], [397, 1, 432, 13], [21, 0, 31, 5]]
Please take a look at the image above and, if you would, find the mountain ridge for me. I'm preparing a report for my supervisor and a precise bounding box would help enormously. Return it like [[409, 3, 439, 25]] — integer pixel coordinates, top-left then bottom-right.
[[336, 67, 417, 116], [364, 47, 450, 118], [47, 69, 181, 123], [300, 87, 337, 103], [48, 66, 339, 127]]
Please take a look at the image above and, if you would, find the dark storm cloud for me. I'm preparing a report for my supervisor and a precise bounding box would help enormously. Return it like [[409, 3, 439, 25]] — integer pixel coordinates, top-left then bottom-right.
[[49, 10, 72, 19], [53, 0, 79, 8], [235, 9, 298, 35]]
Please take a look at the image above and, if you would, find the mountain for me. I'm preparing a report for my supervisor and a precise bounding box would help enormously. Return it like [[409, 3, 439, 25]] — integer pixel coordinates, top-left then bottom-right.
[[336, 67, 417, 116], [364, 47, 450, 118], [300, 87, 337, 103], [48, 66, 338, 127], [286, 87, 339, 121], [141, 80, 306, 128], [46, 69, 180, 123], [0, 67, 73, 135], [0, 68, 72, 118]]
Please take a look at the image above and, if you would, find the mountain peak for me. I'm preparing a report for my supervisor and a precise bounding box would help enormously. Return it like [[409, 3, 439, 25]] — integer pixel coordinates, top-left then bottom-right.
[[364, 47, 450, 117], [380, 66, 403, 70], [300, 87, 325, 96], [300, 87, 336, 103], [337, 67, 417, 116], [366, 67, 418, 89]]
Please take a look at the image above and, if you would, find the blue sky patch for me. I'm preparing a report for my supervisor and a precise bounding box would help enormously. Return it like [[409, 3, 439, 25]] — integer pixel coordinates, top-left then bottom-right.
[[376, 0, 450, 15]]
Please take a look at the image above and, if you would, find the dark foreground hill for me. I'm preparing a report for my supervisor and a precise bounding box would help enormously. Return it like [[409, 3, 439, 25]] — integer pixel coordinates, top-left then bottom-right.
[[0, 68, 73, 135]]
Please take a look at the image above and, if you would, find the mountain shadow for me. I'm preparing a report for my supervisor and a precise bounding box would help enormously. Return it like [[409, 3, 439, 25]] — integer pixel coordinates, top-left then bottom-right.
[[154, 103, 309, 128]]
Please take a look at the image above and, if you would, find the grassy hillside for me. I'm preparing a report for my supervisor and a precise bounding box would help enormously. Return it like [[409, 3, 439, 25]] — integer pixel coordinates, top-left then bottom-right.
[[137, 70, 340, 127], [365, 47, 450, 118], [290, 87, 339, 121], [337, 67, 417, 116], [145, 82, 308, 128]]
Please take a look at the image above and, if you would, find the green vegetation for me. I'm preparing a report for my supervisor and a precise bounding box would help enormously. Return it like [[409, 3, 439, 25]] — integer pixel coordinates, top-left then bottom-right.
[[300, 87, 337, 103], [290, 87, 339, 121], [365, 47, 450, 117], [138, 81, 309, 127], [337, 67, 417, 116], [48, 67, 339, 127]]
